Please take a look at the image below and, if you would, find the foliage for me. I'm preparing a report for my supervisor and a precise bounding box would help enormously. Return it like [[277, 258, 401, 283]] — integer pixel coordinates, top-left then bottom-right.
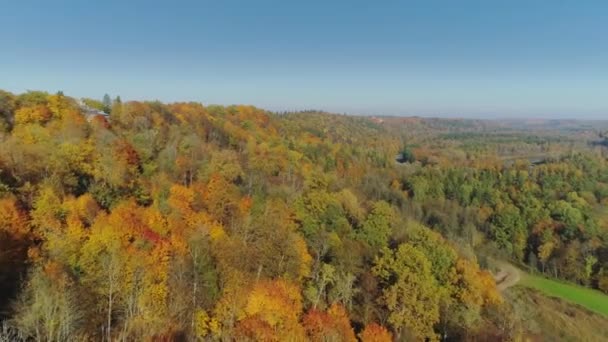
[[1, 88, 606, 340]]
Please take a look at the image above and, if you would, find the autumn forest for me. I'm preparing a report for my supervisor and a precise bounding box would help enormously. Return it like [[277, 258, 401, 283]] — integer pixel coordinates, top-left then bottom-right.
[[1, 89, 608, 341]]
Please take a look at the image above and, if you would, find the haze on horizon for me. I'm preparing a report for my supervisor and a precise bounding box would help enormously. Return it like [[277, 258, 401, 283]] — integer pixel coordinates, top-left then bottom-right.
[[1, 0, 607, 119]]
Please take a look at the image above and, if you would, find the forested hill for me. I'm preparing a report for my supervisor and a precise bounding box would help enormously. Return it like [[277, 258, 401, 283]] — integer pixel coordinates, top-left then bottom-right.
[[1, 90, 607, 341]]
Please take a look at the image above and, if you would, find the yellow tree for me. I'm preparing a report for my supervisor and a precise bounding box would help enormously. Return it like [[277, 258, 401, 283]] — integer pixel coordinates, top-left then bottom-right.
[[138, 244, 171, 329], [203, 173, 239, 224], [79, 211, 130, 341], [14, 105, 53, 125], [237, 279, 306, 340], [47, 91, 72, 118], [406, 224, 502, 337], [30, 186, 64, 233], [372, 244, 441, 341]]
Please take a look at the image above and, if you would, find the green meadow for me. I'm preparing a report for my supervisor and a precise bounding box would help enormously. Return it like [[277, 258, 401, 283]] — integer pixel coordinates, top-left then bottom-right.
[[520, 273, 608, 317]]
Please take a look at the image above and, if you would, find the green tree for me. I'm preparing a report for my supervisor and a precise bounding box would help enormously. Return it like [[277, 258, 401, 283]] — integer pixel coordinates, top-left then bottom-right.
[[102, 94, 112, 113], [489, 203, 527, 260], [0, 90, 16, 130], [358, 201, 394, 250], [372, 244, 440, 340]]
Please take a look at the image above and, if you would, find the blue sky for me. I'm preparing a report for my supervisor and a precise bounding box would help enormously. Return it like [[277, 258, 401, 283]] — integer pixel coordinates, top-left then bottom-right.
[[1, 0, 607, 118]]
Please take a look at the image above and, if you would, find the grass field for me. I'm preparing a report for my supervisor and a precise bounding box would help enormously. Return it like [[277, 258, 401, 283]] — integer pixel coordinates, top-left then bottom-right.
[[519, 273, 608, 317], [507, 287, 608, 342]]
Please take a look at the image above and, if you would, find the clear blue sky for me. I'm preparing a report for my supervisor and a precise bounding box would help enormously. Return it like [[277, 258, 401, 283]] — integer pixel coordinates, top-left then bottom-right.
[[1, 0, 607, 118]]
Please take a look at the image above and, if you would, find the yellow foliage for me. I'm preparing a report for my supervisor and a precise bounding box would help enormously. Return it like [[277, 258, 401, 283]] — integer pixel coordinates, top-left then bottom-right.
[[62, 194, 100, 228], [144, 206, 169, 236], [139, 245, 171, 322], [169, 234, 188, 256], [538, 241, 556, 265], [212, 269, 250, 328], [31, 186, 63, 233], [169, 184, 195, 210], [245, 279, 303, 328], [373, 244, 441, 341], [209, 222, 226, 241], [193, 309, 221, 338], [47, 93, 70, 118], [454, 258, 503, 308], [14, 105, 53, 125], [294, 235, 312, 280]]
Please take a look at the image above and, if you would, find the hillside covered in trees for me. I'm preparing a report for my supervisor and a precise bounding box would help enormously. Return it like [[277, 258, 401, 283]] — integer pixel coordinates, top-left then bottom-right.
[[1, 89, 608, 341]]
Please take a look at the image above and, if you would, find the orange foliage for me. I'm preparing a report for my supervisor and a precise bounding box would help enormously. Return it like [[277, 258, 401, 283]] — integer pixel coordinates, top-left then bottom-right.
[[302, 304, 356, 342], [63, 194, 100, 227], [454, 258, 503, 307], [235, 317, 278, 341], [106, 200, 158, 244], [168, 184, 195, 217], [359, 323, 393, 342], [245, 279, 302, 325], [42, 260, 71, 287], [241, 279, 306, 339], [0, 197, 29, 237], [0, 197, 32, 279], [238, 196, 253, 217]]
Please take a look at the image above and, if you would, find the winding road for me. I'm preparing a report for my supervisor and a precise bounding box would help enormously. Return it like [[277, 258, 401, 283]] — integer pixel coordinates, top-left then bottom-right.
[[494, 263, 521, 291]]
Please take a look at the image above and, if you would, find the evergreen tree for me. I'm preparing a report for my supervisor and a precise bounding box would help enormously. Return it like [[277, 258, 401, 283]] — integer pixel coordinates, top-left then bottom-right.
[[102, 94, 112, 113]]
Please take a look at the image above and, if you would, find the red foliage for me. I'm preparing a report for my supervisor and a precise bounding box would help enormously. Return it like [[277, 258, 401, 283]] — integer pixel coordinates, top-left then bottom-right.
[[142, 227, 163, 244], [91, 114, 111, 129], [113, 139, 140, 166]]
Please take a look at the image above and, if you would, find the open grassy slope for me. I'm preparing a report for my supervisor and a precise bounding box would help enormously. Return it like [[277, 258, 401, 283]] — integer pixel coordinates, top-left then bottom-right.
[[519, 273, 608, 317], [507, 287, 608, 342]]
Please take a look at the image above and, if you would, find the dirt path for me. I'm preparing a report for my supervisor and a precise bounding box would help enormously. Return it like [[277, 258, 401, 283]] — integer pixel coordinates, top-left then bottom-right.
[[493, 263, 521, 291]]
